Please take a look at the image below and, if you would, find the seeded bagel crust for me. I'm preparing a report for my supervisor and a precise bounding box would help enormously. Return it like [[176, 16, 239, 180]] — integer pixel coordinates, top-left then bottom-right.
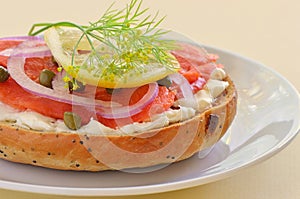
[[0, 76, 237, 171]]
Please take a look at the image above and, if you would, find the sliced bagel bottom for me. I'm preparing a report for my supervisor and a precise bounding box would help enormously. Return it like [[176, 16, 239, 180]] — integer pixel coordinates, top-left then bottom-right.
[[0, 76, 237, 171]]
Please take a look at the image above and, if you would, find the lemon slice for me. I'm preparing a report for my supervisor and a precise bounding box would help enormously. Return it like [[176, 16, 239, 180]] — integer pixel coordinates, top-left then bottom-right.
[[44, 27, 179, 88]]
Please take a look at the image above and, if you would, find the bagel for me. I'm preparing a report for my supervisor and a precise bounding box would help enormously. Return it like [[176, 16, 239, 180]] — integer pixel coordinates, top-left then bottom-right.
[[0, 75, 237, 171], [0, 0, 237, 171]]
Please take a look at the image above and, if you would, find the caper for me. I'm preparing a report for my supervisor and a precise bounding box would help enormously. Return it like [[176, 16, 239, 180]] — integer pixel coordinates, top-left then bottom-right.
[[39, 69, 56, 88], [68, 81, 73, 93], [63, 112, 82, 130], [68, 80, 85, 93], [105, 88, 121, 95], [75, 81, 85, 92], [105, 88, 114, 95], [0, 66, 10, 83], [157, 76, 172, 88]]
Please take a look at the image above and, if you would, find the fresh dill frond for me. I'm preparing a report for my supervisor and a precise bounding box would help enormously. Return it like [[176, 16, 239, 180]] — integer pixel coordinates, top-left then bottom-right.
[[28, 0, 179, 84]]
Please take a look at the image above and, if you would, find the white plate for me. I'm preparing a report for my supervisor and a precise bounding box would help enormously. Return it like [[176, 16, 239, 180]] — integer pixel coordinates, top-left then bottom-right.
[[0, 45, 299, 196]]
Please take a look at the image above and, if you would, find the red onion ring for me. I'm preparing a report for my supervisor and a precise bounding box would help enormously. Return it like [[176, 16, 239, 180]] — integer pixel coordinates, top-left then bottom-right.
[[100, 83, 159, 119], [52, 71, 159, 118], [0, 35, 44, 41], [7, 39, 159, 119], [169, 73, 198, 109], [0, 36, 52, 57], [7, 56, 114, 108], [12, 45, 52, 58]]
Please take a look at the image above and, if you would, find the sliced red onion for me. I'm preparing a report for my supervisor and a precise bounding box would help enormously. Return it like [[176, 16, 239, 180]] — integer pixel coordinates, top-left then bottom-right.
[[51, 63, 159, 119], [7, 56, 116, 108], [100, 83, 159, 119], [12, 45, 52, 58], [53, 73, 159, 118], [7, 39, 121, 108], [51, 70, 69, 93], [169, 73, 198, 109], [0, 48, 15, 56], [7, 39, 159, 119], [0, 35, 44, 41], [0, 36, 52, 57], [12, 39, 52, 58]]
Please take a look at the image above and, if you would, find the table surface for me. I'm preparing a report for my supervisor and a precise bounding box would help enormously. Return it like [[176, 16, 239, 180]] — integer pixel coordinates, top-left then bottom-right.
[[0, 0, 299, 198]]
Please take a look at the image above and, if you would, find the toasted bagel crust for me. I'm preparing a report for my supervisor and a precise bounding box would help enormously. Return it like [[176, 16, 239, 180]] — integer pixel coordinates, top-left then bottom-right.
[[0, 76, 237, 171]]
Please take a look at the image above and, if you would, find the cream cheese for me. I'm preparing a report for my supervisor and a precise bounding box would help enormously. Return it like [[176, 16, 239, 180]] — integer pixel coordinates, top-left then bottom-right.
[[0, 68, 229, 135], [206, 79, 229, 98], [0, 105, 56, 131]]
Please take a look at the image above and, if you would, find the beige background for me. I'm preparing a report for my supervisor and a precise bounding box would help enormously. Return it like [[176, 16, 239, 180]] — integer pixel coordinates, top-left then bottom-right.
[[0, 0, 299, 198]]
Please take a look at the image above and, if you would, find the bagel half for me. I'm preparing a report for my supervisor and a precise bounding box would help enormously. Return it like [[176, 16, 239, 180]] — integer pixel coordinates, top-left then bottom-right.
[[0, 76, 237, 171]]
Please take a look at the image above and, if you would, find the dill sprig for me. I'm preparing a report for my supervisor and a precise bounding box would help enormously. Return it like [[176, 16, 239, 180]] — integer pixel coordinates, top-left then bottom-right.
[[28, 0, 179, 84]]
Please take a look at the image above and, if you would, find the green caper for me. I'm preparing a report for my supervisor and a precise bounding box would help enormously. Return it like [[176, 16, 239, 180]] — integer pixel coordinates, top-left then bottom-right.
[[74, 81, 85, 92], [157, 76, 172, 88], [105, 88, 121, 95], [68, 81, 74, 93], [63, 112, 82, 130], [0, 66, 10, 83], [68, 80, 85, 93], [39, 69, 56, 88], [105, 88, 114, 95]]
